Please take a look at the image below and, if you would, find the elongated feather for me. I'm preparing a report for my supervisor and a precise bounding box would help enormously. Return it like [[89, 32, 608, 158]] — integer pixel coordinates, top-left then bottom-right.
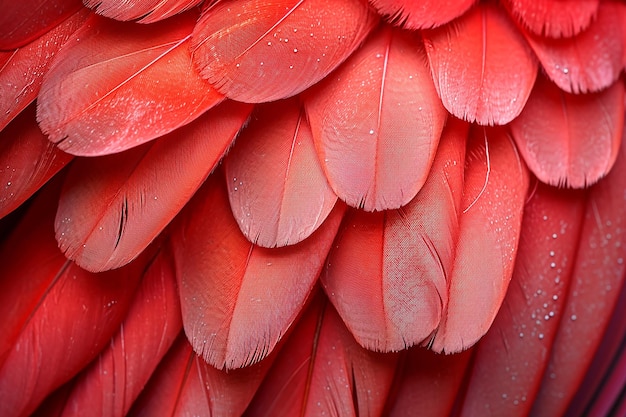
[[503, 0, 598, 38], [321, 119, 468, 352], [58, 246, 182, 417], [172, 172, 344, 369], [305, 26, 447, 211], [368, 0, 475, 29], [423, 3, 537, 125], [55, 100, 251, 272], [460, 184, 585, 417], [0, 105, 73, 219], [432, 126, 529, 353], [510, 76, 624, 188], [0, 0, 83, 50], [0, 9, 89, 131], [129, 335, 273, 417], [531, 125, 626, 417], [191, 0, 378, 102], [37, 12, 223, 156], [225, 99, 336, 248], [245, 291, 398, 417], [84, 0, 202, 23], [522, 2, 625, 94]]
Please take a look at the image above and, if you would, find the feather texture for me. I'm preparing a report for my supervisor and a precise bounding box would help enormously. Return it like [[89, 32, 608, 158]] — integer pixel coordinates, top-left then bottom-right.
[[368, 0, 475, 29], [305, 26, 447, 211], [191, 0, 378, 102], [423, 3, 537, 125], [225, 99, 337, 248], [503, 0, 598, 38], [432, 126, 529, 353], [510, 75, 624, 188], [322, 119, 468, 352], [37, 12, 222, 156], [84, 0, 202, 23], [55, 100, 251, 272], [172, 172, 345, 369]]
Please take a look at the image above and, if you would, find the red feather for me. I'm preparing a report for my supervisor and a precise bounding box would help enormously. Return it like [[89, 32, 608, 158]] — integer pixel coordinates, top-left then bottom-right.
[[0, 0, 83, 50], [510, 75, 624, 188], [0, 8, 89, 131], [422, 3, 538, 125], [503, 0, 599, 38], [37, 12, 223, 156], [129, 335, 273, 417], [321, 119, 468, 352], [245, 291, 398, 417], [191, 0, 378, 102], [0, 105, 73, 219], [368, 0, 476, 29], [84, 0, 202, 23], [54, 100, 251, 272], [305, 26, 447, 211], [58, 246, 182, 417], [522, 1, 625, 94], [225, 99, 337, 248], [432, 126, 530, 353], [460, 184, 585, 417], [171, 173, 345, 369]]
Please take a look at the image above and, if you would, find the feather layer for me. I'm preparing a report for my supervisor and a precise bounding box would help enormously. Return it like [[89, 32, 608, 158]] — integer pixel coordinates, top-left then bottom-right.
[[84, 0, 203, 23], [191, 0, 378, 102], [368, 0, 475, 29], [503, 0, 598, 38], [55, 100, 251, 272], [37, 12, 222, 156], [225, 99, 337, 248], [423, 3, 538, 125], [172, 173, 345, 369]]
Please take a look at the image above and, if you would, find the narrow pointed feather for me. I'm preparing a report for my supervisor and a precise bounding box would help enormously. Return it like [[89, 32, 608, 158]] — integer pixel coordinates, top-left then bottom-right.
[[460, 184, 585, 417], [432, 127, 529, 353], [191, 0, 378, 103], [0, 105, 73, 219], [423, 3, 538, 125], [172, 173, 345, 369], [503, 0, 598, 38], [225, 99, 337, 248], [531, 128, 626, 417], [84, 0, 202, 23], [522, 2, 625, 94], [37, 12, 223, 156], [59, 246, 182, 417], [0, 9, 89, 131], [245, 292, 398, 417], [510, 76, 624, 188], [322, 119, 468, 352], [368, 0, 475, 29], [306, 27, 446, 211], [129, 335, 272, 417], [55, 100, 251, 272], [0, 0, 83, 50]]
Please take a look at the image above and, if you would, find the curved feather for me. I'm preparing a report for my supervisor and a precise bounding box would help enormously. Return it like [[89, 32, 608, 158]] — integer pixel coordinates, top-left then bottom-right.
[[0, 105, 73, 219], [245, 291, 398, 417], [172, 172, 345, 369], [503, 0, 598, 38], [368, 0, 475, 29], [422, 3, 538, 125], [55, 100, 251, 272], [0, 9, 89, 131], [432, 126, 529, 353], [460, 184, 585, 417], [510, 76, 624, 188], [306, 26, 447, 211], [225, 99, 337, 248], [191, 0, 378, 103], [37, 12, 223, 156], [0, 0, 83, 50], [84, 0, 202, 23], [522, 2, 625, 94], [322, 119, 468, 352]]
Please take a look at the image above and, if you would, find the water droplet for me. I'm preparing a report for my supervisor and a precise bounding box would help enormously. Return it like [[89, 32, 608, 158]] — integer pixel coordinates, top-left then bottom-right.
[[293, 48, 298, 53], [369, 129, 374, 134], [571, 314, 577, 321]]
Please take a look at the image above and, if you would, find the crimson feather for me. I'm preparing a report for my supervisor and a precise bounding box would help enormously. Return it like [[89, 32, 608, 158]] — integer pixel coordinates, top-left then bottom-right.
[[503, 0, 598, 38], [84, 0, 203, 23], [368, 0, 475, 29]]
